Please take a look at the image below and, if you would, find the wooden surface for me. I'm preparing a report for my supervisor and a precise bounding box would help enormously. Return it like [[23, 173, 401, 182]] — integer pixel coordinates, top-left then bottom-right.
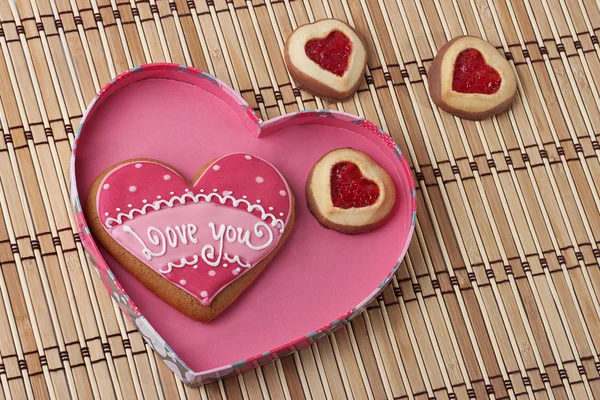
[[0, 0, 599, 398]]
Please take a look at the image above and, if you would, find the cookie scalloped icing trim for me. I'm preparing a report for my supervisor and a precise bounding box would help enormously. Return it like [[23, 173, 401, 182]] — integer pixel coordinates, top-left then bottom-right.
[[104, 190, 285, 232]]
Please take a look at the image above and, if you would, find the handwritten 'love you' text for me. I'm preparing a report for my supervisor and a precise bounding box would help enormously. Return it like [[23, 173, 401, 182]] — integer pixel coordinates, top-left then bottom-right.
[[122, 221, 275, 274]]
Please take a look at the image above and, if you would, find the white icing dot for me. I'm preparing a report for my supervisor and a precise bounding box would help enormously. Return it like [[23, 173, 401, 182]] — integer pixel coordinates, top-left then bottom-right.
[[256, 200, 261, 204], [200, 189, 205, 193], [142, 199, 148, 204], [223, 190, 232, 196], [223, 263, 228, 268], [245, 155, 252, 160], [279, 190, 286, 196], [170, 191, 174, 195], [135, 163, 142, 168], [129, 185, 137, 193], [163, 174, 171, 180], [212, 165, 221, 171], [208, 270, 216, 277], [103, 183, 110, 190], [255, 176, 264, 183], [243, 195, 248, 199], [232, 268, 241, 276], [193, 265, 198, 269], [269, 207, 274, 211], [279, 212, 284, 216], [200, 291, 208, 298], [213, 189, 218, 192], [104, 212, 109, 216], [128, 204, 132, 208], [185, 188, 190, 192], [157, 195, 162, 199], [116, 208, 121, 212], [180, 280, 187, 285]]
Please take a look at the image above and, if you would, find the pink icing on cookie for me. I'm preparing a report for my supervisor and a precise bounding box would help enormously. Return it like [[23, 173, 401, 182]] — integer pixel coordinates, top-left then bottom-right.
[[96, 154, 293, 306]]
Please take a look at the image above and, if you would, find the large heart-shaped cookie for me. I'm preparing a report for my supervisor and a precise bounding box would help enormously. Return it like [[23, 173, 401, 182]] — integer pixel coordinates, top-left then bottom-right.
[[428, 35, 517, 120], [85, 154, 294, 322], [285, 19, 367, 100]]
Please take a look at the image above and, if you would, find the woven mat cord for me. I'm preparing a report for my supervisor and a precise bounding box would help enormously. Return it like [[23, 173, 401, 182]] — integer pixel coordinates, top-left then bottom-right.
[[0, 0, 599, 398]]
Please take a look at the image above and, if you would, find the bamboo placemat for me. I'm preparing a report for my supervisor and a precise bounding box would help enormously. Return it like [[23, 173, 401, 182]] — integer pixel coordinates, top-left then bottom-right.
[[0, 0, 599, 398]]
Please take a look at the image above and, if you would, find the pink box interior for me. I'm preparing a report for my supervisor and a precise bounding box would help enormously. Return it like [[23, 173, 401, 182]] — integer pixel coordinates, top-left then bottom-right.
[[75, 73, 414, 372]]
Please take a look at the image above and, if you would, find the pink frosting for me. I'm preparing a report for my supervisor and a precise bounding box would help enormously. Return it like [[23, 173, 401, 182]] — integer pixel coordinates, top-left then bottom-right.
[[96, 154, 293, 306]]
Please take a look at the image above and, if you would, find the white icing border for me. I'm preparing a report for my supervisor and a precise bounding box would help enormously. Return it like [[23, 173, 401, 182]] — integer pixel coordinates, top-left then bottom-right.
[[104, 192, 286, 232]]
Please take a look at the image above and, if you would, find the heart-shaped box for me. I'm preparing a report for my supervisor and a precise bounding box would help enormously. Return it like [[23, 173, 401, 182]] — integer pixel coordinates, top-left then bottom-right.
[[70, 63, 416, 386]]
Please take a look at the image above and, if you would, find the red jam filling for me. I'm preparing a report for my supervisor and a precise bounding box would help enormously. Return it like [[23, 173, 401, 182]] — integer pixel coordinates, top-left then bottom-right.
[[330, 162, 380, 209], [305, 31, 353, 77], [452, 48, 501, 94]]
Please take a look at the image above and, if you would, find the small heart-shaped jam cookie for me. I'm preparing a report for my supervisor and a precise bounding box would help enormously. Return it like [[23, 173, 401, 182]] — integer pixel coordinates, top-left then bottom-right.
[[285, 19, 367, 100], [306, 148, 395, 234], [85, 154, 295, 322], [428, 35, 517, 120]]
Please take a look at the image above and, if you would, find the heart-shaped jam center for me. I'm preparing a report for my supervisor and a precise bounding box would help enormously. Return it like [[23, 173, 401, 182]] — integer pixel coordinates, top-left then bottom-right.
[[330, 162, 379, 208], [452, 48, 501, 94], [305, 30, 352, 77]]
